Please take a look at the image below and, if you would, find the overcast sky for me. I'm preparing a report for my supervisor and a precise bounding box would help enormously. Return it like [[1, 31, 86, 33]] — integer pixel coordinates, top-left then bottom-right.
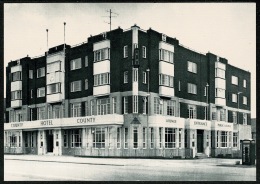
[[4, 3, 256, 117]]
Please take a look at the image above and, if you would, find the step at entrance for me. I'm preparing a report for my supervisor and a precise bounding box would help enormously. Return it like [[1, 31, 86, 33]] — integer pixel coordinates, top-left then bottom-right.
[[195, 153, 209, 159]]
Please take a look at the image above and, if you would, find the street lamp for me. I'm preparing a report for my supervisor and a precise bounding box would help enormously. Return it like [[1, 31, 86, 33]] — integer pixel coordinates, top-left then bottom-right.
[[146, 68, 150, 148], [206, 83, 209, 120], [237, 92, 242, 124]]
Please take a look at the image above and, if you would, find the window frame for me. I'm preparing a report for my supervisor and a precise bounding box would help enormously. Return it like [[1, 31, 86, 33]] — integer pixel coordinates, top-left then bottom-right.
[[37, 87, 46, 98], [231, 76, 238, 85], [142, 46, 146, 58], [37, 67, 45, 78], [187, 61, 197, 74], [70, 80, 82, 92], [124, 45, 128, 58], [70, 58, 82, 70]]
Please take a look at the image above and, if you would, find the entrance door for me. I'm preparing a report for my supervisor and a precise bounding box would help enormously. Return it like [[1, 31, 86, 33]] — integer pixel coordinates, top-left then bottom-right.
[[197, 130, 204, 153], [47, 130, 53, 152]]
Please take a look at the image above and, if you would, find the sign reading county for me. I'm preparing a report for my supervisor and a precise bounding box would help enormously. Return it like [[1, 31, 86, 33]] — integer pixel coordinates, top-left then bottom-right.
[[77, 117, 95, 123]]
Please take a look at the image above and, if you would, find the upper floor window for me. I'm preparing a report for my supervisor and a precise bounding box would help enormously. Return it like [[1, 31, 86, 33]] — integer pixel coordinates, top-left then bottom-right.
[[94, 73, 110, 86], [133, 95, 138, 113], [11, 71, 22, 82], [159, 49, 174, 63], [124, 71, 128, 83], [187, 61, 197, 74], [243, 96, 247, 105], [243, 113, 247, 125], [123, 97, 128, 114], [124, 45, 128, 58], [215, 88, 225, 98], [215, 68, 225, 79], [97, 98, 110, 115], [70, 58, 82, 70], [187, 83, 197, 94], [71, 80, 82, 92], [85, 79, 88, 90], [143, 71, 147, 84], [188, 104, 196, 119], [47, 83, 61, 94], [159, 74, 174, 87], [37, 67, 45, 78], [70, 102, 81, 117], [220, 109, 226, 121], [243, 79, 246, 88], [29, 70, 33, 79], [232, 93, 237, 103], [154, 97, 163, 115], [112, 97, 117, 114], [94, 48, 110, 62], [231, 76, 238, 85], [142, 46, 146, 58], [47, 61, 61, 73], [133, 69, 138, 82], [37, 107, 45, 120], [37, 87, 45, 98], [232, 112, 237, 124], [11, 90, 22, 100], [167, 100, 175, 116], [85, 56, 88, 67]]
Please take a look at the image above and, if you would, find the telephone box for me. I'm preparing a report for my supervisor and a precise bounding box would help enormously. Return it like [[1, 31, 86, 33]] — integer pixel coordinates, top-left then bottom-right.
[[241, 139, 255, 165]]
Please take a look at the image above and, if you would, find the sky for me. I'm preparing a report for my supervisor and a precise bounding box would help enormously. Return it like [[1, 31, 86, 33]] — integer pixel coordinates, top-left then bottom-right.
[[4, 3, 256, 117]]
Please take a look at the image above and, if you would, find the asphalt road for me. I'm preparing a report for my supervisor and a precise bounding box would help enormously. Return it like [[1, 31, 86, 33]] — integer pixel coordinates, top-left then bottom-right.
[[4, 156, 256, 181]]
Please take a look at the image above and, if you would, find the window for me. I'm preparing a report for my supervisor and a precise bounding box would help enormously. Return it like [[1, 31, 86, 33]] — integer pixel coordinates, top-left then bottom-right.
[[229, 132, 232, 147], [71, 80, 82, 92], [123, 97, 128, 114], [93, 128, 105, 148], [187, 61, 197, 73], [71, 129, 82, 148], [85, 79, 88, 90], [154, 97, 163, 115], [220, 109, 226, 121], [108, 127, 112, 149], [29, 70, 33, 79], [231, 76, 238, 85], [94, 73, 110, 86], [13, 110, 23, 122], [232, 93, 237, 103], [188, 105, 196, 119], [85, 101, 89, 116], [179, 81, 181, 91], [215, 88, 225, 98], [159, 49, 174, 63], [37, 67, 45, 78], [70, 103, 81, 117], [233, 132, 238, 147], [165, 128, 176, 148], [94, 48, 110, 62], [117, 127, 121, 148], [124, 128, 128, 149], [47, 83, 61, 94], [112, 97, 117, 114], [167, 100, 175, 116], [133, 69, 138, 82], [133, 95, 138, 113], [179, 129, 182, 148], [243, 96, 247, 105], [143, 128, 147, 149], [232, 112, 237, 124], [142, 46, 146, 58], [220, 131, 227, 147], [37, 107, 45, 120], [143, 71, 147, 84], [150, 127, 154, 149], [70, 58, 82, 70], [159, 74, 174, 87], [63, 130, 68, 147], [97, 98, 110, 115], [85, 56, 88, 67], [124, 71, 128, 83], [11, 90, 22, 100], [133, 127, 138, 148], [159, 127, 162, 148], [37, 87, 45, 98], [10, 134, 17, 148], [31, 89, 33, 98], [243, 113, 247, 125], [243, 79, 246, 88], [143, 97, 147, 114], [188, 83, 197, 94], [123, 45, 128, 58], [53, 105, 62, 119], [215, 68, 225, 79], [11, 71, 22, 82], [47, 61, 61, 73], [90, 100, 95, 116], [30, 132, 35, 147]]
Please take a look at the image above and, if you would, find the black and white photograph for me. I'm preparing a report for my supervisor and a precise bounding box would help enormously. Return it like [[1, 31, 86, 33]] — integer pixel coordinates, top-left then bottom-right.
[[3, 3, 256, 181]]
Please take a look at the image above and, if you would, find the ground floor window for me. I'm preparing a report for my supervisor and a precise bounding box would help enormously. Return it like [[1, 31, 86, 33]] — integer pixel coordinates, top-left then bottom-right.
[[150, 127, 154, 149], [221, 131, 227, 147], [233, 132, 238, 147], [117, 127, 121, 148], [133, 127, 138, 148], [159, 127, 162, 148], [10, 134, 17, 147], [71, 129, 82, 148], [63, 130, 68, 147], [124, 128, 129, 149], [93, 128, 105, 148], [179, 129, 182, 148], [108, 127, 112, 149], [143, 128, 147, 149], [165, 128, 176, 148]]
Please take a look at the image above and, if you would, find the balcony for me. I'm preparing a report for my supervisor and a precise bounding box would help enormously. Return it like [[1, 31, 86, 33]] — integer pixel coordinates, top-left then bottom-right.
[[215, 97, 226, 106], [11, 65, 22, 73], [46, 71, 64, 85], [215, 62, 226, 70], [159, 61, 174, 76], [93, 85, 110, 96], [46, 51, 65, 64], [11, 100, 22, 108], [11, 81, 22, 91], [93, 60, 110, 75], [159, 86, 174, 97], [215, 78, 226, 89], [93, 40, 110, 51], [159, 41, 174, 52], [47, 93, 63, 103]]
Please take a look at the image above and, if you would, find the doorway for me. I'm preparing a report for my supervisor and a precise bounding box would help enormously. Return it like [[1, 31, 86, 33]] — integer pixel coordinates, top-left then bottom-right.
[[46, 130, 53, 153], [197, 130, 204, 153]]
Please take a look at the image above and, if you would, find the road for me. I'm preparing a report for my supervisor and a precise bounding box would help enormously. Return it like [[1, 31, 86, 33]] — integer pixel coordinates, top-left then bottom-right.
[[4, 155, 256, 181]]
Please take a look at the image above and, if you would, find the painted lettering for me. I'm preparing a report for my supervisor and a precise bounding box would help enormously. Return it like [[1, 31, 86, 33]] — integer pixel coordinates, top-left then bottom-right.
[[217, 123, 231, 128], [166, 119, 177, 123], [11, 123, 23, 127], [194, 121, 207, 126], [40, 120, 53, 126], [77, 117, 95, 123]]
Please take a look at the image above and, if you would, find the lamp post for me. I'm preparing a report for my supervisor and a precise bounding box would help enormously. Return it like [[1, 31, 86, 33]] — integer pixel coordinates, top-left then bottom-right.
[[146, 68, 150, 148], [206, 83, 209, 120], [237, 92, 242, 124]]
